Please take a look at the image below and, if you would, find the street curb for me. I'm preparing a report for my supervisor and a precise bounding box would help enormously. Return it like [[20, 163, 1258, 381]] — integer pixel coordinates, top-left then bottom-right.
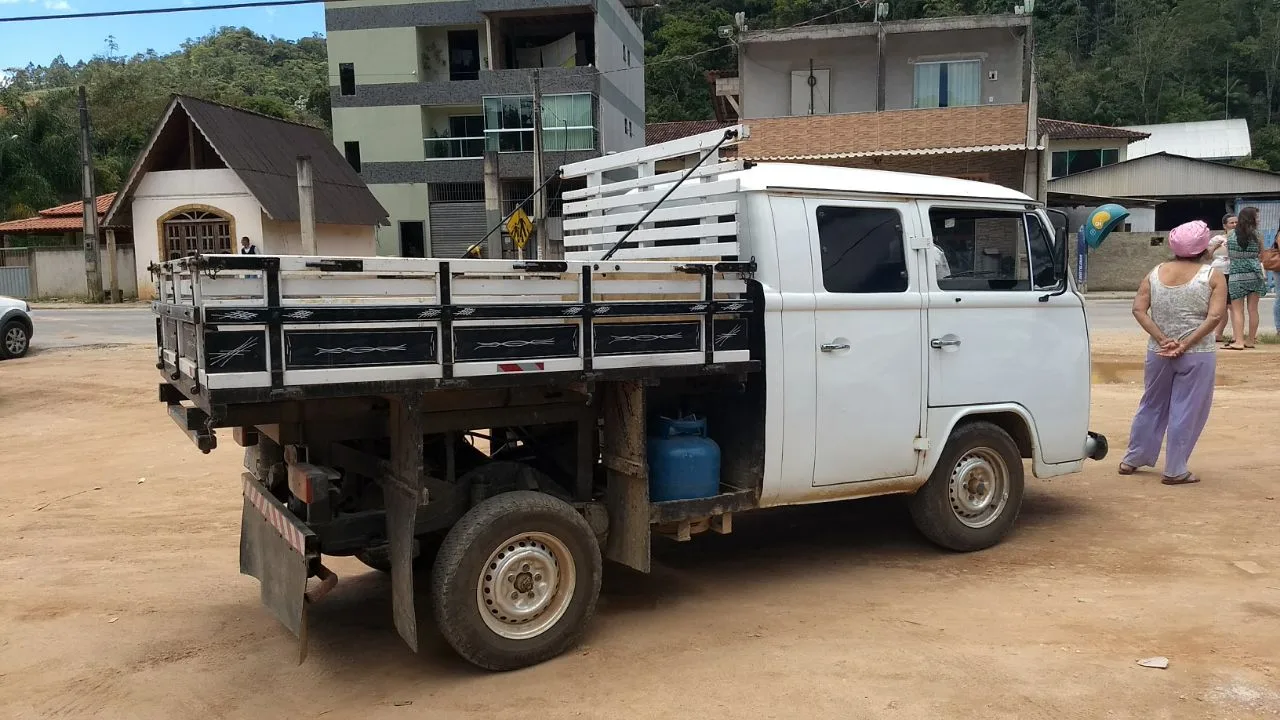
[[30, 303, 149, 310]]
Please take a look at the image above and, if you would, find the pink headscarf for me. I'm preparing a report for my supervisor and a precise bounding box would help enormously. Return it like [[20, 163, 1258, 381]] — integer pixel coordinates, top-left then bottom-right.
[[1168, 220, 1211, 258]]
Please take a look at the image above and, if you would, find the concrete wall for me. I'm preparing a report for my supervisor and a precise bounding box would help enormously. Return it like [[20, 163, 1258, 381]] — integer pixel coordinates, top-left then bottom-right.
[[327, 27, 421, 87], [368, 183, 429, 255], [1070, 230, 1173, 292], [261, 218, 378, 256], [29, 246, 138, 300], [334, 105, 427, 163], [595, 0, 645, 152], [741, 36, 879, 118], [132, 169, 264, 300], [883, 28, 1024, 111], [741, 27, 1024, 119]]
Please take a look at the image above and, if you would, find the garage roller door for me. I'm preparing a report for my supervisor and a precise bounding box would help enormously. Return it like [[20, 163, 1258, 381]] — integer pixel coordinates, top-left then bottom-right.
[[429, 202, 488, 258]]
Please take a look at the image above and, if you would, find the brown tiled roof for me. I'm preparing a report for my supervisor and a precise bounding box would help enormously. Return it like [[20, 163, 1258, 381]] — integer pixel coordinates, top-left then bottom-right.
[[646, 121, 733, 146], [40, 193, 117, 217], [0, 193, 115, 234], [1038, 118, 1150, 141]]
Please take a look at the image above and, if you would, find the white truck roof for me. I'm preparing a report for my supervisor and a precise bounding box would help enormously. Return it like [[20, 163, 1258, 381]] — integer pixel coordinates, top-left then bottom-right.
[[734, 162, 1034, 203]]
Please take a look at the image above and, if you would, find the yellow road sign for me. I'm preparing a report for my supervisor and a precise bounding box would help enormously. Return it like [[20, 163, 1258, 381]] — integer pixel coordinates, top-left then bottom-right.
[[506, 208, 534, 250]]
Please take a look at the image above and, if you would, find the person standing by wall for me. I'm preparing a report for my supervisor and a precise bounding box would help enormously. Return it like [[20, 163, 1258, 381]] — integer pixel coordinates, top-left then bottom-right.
[[1207, 213, 1236, 342], [1119, 220, 1226, 486], [239, 236, 258, 255], [1225, 207, 1266, 350]]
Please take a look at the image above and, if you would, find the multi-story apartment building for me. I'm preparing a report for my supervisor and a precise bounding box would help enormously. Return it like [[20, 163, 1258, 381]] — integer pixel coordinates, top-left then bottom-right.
[[715, 13, 1043, 199], [325, 0, 646, 257]]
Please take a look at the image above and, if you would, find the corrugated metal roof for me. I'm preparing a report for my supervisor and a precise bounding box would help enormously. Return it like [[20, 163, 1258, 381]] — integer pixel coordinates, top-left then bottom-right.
[[739, 143, 1032, 161], [1123, 119, 1253, 160], [178, 96, 387, 226], [104, 96, 387, 228], [1047, 152, 1280, 198], [1038, 119, 1149, 141]]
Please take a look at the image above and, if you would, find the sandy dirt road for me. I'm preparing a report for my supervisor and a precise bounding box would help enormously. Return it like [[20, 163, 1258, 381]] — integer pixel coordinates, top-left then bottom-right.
[[1, 336, 1278, 720]]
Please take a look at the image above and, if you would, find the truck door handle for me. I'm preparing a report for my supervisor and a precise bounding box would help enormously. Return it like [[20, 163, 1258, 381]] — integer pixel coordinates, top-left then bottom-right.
[[930, 337, 962, 349], [820, 342, 850, 352]]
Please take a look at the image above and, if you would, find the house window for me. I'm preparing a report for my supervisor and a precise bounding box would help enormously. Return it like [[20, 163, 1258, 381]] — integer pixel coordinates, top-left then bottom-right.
[[448, 30, 480, 81], [1050, 148, 1120, 178], [164, 209, 231, 259], [426, 116, 485, 159], [344, 141, 361, 173], [339, 63, 356, 96], [913, 60, 981, 109], [816, 206, 909, 294], [483, 93, 595, 153]]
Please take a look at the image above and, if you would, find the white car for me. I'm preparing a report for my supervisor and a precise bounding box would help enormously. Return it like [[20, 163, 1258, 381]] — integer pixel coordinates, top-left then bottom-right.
[[0, 296, 33, 359]]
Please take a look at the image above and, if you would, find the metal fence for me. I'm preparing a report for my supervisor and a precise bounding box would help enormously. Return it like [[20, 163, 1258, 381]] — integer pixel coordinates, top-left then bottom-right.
[[0, 248, 31, 298]]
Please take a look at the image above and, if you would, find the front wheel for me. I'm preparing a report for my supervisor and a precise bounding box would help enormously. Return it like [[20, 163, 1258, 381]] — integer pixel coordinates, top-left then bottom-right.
[[1, 320, 30, 359], [909, 421, 1025, 552], [430, 491, 601, 671]]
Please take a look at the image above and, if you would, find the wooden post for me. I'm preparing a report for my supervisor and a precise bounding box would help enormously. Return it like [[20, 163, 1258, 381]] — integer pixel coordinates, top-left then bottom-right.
[[297, 155, 317, 255], [78, 86, 102, 301], [106, 228, 119, 303]]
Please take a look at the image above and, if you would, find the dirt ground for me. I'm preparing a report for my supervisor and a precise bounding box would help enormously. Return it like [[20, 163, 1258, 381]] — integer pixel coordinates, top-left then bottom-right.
[[1, 334, 1278, 720]]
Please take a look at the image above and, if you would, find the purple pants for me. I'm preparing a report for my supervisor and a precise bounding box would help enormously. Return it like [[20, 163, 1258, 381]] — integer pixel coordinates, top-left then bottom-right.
[[1122, 350, 1216, 477]]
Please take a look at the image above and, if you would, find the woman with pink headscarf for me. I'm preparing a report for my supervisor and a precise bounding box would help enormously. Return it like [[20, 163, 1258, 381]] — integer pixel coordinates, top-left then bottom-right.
[[1118, 220, 1227, 485]]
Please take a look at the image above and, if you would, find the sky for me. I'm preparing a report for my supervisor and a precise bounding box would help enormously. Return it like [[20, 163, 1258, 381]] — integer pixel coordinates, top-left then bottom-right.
[[0, 0, 326, 70]]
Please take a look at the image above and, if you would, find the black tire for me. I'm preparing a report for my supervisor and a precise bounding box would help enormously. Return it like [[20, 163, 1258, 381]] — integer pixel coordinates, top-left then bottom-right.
[[431, 491, 601, 671], [909, 421, 1025, 552], [1, 320, 30, 359]]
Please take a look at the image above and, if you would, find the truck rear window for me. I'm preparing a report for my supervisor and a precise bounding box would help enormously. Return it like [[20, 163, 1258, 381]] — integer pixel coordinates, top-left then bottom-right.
[[816, 206, 908, 294]]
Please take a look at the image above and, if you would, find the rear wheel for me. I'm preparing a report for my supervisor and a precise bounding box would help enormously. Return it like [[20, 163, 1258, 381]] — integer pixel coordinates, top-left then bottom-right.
[[1, 320, 29, 359], [431, 491, 601, 671], [909, 421, 1024, 552]]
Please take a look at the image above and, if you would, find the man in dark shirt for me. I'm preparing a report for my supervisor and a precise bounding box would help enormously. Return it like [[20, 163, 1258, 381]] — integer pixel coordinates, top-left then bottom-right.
[[240, 236, 258, 255]]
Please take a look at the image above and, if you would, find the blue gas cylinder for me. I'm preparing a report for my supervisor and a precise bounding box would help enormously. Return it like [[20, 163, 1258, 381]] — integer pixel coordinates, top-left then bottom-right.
[[647, 416, 721, 502]]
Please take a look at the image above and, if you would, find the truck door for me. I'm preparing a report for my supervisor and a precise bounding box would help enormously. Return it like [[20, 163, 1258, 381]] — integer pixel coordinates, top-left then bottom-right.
[[919, 203, 1088, 465], [803, 198, 927, 486]]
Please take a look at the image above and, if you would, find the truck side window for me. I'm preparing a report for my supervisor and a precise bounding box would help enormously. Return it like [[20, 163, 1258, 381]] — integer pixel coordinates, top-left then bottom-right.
[[930, 209, 1029, 291], [1026, 213, 1061, 289], [816, 206, 908, 294]]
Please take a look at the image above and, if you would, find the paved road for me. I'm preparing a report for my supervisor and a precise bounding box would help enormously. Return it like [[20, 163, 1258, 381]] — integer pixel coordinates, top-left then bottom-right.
[[22, 299, 1279, 352], [29, 307, 154, 351]]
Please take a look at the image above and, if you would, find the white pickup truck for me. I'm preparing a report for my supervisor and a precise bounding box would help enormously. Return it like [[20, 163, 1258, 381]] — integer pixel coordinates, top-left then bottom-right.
[[152, 126, 1109, 671]]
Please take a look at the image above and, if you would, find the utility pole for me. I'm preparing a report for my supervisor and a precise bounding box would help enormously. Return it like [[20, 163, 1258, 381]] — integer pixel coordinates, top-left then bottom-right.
[[78, 86, 102, 302], [531, 68, 548, 260], [297, 155, 317, 255]]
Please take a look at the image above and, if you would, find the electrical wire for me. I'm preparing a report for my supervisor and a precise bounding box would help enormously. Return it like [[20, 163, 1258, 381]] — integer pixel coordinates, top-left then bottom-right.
[[0, 0, 353, 24]]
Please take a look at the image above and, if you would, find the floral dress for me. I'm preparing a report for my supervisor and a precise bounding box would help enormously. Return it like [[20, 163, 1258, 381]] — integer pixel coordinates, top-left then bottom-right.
[[1227, 230, 1267, 301]]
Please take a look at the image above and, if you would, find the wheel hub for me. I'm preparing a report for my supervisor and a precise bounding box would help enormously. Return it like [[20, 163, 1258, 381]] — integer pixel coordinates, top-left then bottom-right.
[[947, 448, 1010, 529], [478, 532, 576, 640], [5, 327, 25, 355]]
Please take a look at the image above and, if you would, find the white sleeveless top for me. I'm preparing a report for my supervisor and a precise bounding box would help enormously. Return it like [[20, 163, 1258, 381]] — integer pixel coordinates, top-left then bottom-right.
[[1147, 264, 1215, 354]]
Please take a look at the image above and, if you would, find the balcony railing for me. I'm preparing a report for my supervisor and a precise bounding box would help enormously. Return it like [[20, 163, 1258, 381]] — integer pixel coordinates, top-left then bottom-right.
[[424, 136, 486, 160], [484, 127, 597, 154]]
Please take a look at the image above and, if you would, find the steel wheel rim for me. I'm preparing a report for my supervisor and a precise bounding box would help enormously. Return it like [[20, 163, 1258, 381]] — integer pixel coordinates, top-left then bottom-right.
[[477, 531, 576, 641], [4, 327, 26, 355], [947, 447, 1010, 529]]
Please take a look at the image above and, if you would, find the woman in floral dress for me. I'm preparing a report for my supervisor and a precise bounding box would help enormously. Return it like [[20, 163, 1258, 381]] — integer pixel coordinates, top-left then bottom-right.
[[1225, 206, 1267, 350]]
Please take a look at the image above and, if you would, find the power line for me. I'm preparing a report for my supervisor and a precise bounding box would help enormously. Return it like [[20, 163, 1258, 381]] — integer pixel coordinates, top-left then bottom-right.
[[0, 0, 348, 24]]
